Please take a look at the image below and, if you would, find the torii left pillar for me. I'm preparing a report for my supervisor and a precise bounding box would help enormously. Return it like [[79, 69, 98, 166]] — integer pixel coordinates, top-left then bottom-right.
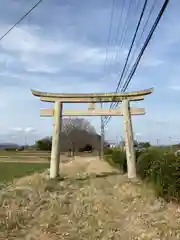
[[50, 101, 63, 179]]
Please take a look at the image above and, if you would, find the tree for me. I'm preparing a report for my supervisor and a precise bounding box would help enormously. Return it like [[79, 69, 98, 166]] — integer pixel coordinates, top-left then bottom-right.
[[62, 117, 96, 135], [35, 118, 100, 153], [62, 117, 97, 155], [138, 142, 151, 148], [36, 137, 52, 151]]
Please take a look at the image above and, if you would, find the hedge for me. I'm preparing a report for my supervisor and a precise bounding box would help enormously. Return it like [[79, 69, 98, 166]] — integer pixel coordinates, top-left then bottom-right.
[[105, 148, 180, 202]]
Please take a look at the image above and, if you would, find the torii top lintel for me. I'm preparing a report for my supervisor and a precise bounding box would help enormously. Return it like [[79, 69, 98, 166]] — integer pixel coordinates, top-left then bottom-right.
[[31, 88, 153, 103]]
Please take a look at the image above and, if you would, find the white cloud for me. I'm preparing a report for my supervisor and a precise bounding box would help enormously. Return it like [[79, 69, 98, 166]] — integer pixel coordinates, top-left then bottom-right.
[[24, 127, 36, 133], [0, 24, 129, 74], [141, 57, 164, 67], [11, 127, 36, 133], [135, 133, 142, 136], [0, 25, 64, 54], [168, 85, 180, 91], [24, 63, 60, 74], [0, 24, 104, 60], [11, 127, 23, 132], [0, 53, 14, 65]]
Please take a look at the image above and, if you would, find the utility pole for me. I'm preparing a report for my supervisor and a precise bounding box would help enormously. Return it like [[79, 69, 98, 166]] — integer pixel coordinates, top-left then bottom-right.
[[116, 135, 119, 147], [169, 136, 172, 152], [100, 102, 104, 160], [156, 138, 159, 146], [24, 134, 27, 146], [119, 136, 124, 151]]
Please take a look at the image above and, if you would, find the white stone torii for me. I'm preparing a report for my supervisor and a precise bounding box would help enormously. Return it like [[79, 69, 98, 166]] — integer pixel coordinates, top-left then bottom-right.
[[31, 88, 153, 179]]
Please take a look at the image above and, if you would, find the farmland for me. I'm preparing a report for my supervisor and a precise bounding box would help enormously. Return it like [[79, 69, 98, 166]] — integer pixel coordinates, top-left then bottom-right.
[[0, 162, 49, 184], [0, 150, 51, 163], [0, 150, 95, 184], [0, 150, 50, 185]]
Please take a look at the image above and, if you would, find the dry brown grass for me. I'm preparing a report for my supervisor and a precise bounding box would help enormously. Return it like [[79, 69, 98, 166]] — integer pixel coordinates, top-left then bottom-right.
[[0, 156, 180, 239]]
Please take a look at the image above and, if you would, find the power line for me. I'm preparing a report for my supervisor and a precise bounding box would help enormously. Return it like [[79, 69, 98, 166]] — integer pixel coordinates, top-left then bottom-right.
[[128, 0, 157, 64], [113, 0, 126, 47], [102, 0, 116, 75], [114, 0, 148, 93], [101, 0, 116, 130], [104, 0, 170, 127], [121, 0, 169, 92], [0, 0, 43, 42], [117, 0, 157, 91], [109, 0, 134, 74], [103, 0, 149, 125]]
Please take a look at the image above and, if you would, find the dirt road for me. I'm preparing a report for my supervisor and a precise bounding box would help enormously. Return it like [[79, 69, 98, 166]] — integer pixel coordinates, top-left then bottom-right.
[[0, 156, 180, 239]]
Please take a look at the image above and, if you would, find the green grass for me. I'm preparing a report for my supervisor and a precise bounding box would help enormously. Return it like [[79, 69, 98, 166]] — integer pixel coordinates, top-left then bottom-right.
[[0, 150, 51, 156], [0, 162, 49, 183]]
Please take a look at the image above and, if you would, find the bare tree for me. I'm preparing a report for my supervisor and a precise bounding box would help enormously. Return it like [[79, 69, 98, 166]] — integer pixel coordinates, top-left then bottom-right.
[[62, 117, 96, 134], [62, 117, 97, 156]]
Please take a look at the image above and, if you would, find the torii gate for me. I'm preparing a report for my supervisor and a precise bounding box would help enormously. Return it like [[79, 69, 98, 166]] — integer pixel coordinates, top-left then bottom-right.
[[31, 88, 153, 179]]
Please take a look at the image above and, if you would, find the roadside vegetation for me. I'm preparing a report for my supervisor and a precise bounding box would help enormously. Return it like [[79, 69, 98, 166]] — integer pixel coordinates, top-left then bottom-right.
[[105, 146, 180, 202]]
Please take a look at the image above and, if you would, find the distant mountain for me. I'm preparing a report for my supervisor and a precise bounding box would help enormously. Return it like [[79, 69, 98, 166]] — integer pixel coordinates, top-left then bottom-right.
[[0, 143, 19, 149]]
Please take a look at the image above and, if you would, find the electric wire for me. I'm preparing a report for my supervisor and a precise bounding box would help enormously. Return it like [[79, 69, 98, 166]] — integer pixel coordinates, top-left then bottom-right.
[[114, 0, 148, 93], [103, 0, 149, 125], [101, 0, 116, 127], [104, 0, 170, 127], [0, 0, 43, 42], [122, 0, 169, 92], [110, 0, 134, 73], [119, 0, 157, 87], [102, 0, 116, 75]]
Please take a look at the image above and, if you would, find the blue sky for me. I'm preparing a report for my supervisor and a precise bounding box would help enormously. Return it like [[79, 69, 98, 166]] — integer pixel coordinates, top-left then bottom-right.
[[0, 0, 179, 145]]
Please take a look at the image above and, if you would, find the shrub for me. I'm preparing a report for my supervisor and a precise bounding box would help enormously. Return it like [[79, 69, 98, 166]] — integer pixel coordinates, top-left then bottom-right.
[[111, 150, 127, 173], [149, 153, 180, 201], [136, 149, 163, 180], [105, 146, 180, 201], [104, 148, 126, 172], [137, 149, 180, 201], [135, 150, 144, 159], [104, 148, 114, 155], [5, 148, 16, 151], [105, 148, 144, 174]]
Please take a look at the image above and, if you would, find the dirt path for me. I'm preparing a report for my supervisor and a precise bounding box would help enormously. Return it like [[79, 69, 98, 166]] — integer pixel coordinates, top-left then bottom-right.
[[60, 156, 120, 176], [0, 157, 180, 239]]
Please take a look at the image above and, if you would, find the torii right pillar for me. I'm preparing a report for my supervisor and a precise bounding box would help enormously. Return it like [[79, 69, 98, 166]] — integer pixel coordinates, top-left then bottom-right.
[[123, 99, 136, 179]]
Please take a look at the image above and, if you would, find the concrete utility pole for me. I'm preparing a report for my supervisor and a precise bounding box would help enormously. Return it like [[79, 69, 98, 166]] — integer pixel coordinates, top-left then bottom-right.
[[123, 99, 136, 179], [169, 136, 172, 152], [100, 102, 104, 160], [50, 101, 63, 179], [116, 135, 118, 147], [24, 134, 27, 146]]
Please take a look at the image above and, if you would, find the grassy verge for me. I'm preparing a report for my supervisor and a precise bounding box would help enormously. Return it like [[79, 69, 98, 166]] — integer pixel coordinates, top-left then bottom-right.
[[105, 147, 180, 202], [0, 162, 49, 184]]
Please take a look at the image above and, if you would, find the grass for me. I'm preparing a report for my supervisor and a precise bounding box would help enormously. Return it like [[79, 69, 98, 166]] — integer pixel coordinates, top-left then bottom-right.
[[0, 162, 49, 184], [0, 156, 180, 239]]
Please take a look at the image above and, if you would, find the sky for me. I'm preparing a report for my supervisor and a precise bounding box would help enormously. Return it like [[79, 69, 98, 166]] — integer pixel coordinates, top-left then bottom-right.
[[0, 0, 179, 146]]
